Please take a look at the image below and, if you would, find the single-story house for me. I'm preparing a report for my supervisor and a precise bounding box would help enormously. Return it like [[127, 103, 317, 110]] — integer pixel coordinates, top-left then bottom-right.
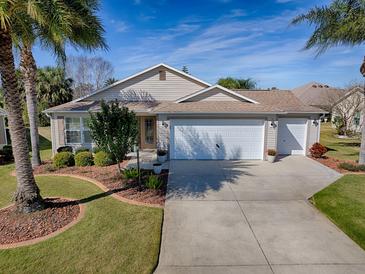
[[331, 86, 364, 133], [292, 81, 345, 112], [45, 63, 325, 160], [0, 107, 7, 148]]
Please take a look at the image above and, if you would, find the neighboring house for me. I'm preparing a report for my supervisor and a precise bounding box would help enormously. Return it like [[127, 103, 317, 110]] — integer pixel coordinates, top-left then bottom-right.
[[0, 107, 7, 148], [331, 86, 364, 133], [292, 81, 345, 111], [45, 63, 325, 160]]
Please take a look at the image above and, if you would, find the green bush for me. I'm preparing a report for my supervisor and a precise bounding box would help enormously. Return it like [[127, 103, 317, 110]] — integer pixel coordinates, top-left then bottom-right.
[[145, 175, 162, 189], [53, 152, 75, 168], [75, 151, 94, 167], [123, 168, 139, 179], [57, 146, 73, 153], [94, 151, 114, 167], [0, 145, 13, 162], [92, 147, 102, 154], [338, 162, 365, 172], [75, 147, 90, 155]]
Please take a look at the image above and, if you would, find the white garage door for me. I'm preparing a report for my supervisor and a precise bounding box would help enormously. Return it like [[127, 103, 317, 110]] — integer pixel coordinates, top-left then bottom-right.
[[277, 118, 307, 155], [170, 119, 265, 160]]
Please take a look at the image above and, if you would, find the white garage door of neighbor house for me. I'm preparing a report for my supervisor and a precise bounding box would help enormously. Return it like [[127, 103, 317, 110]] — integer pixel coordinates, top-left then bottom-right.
[[170, 119, 265, 160], [277, 118, 307, 155]]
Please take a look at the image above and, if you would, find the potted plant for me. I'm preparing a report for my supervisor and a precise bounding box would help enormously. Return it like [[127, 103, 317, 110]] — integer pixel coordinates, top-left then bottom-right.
[[267, 149, 277, 163], [153, 163, 162, 174], [157, 149, 167, 163]]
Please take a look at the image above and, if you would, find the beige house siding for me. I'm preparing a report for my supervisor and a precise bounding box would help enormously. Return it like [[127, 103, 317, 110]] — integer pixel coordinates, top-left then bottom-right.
[[0, 116, 7, 147], [86, 67, 208, 102], [306, 116, 321, 154], [157, 115, 170, 151], [266, 118, 278, 151], [186, 87, 242, 102]]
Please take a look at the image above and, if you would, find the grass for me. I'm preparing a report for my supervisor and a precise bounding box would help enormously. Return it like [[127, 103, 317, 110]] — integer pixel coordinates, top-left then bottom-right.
[[312, 174, 365, 250], [38, 127, 52, 161], [0, 162, 163, 273], [320, 122, 361, 161]]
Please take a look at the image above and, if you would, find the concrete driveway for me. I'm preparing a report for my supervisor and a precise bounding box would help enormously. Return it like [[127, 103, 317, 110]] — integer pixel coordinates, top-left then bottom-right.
[[156, 156, 365, 274]]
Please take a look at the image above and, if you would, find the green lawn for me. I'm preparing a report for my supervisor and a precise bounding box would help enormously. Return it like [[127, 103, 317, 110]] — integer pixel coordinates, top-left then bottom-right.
[[38, 127, 52, 161], [312, 174, 365, 250], [0, 163, 163, 273], [320, 122, 361, 161]]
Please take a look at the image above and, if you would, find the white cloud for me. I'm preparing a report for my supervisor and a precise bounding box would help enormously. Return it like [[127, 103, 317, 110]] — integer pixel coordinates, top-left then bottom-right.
[[113, 10, 365, 89], [110, 20, 128, 32]]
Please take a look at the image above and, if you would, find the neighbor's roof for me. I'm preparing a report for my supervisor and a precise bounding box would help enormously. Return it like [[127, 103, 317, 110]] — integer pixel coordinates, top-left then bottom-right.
[[45, 90, 325, 114], [292, 82, 345, 109]]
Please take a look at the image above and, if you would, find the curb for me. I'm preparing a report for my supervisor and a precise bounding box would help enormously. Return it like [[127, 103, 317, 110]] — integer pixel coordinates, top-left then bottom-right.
[[35, 173, 164, 209], [0, 197, 85, 250]]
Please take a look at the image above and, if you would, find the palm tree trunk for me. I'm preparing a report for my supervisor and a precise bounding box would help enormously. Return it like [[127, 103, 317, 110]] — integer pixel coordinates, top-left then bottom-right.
[[360, 105, 365, 164], [20, 45, 41, 167], [0, 29, 44, 213]]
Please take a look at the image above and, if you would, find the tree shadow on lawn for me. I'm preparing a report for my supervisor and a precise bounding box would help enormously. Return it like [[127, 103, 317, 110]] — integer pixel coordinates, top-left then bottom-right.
[[337, 142, 361, 147]]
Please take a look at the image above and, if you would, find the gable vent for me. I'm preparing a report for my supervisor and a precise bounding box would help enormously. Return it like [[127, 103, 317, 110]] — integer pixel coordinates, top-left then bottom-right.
[[159, 70, 166, 81]]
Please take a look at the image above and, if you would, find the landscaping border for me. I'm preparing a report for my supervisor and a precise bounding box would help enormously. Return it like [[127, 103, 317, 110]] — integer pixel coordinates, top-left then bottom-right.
[[35, 173, 164, 209], [0, 197, 85, 250]]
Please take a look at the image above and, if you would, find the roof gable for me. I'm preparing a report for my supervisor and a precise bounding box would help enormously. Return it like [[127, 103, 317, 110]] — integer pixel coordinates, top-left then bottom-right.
[[75, 63, 211, 102], [175, 85, 259, 104]]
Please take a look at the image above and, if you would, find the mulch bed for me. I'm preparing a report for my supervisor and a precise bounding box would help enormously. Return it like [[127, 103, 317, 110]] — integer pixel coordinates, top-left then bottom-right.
[[33, 162, 168, 206], [0, 198, 80, 245], [312, 157, 365, 174]]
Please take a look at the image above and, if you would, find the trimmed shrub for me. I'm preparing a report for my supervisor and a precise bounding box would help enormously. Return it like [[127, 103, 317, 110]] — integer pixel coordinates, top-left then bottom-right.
[[75, 147, 90, 155], [94, 151, 113, 167], [57, 146, 73, 153], [267, 149, 276, 156], [145, 175, 162, 189], [53, 152, 75, 168], [75, 151, 94, 167], [123, 168, 139, 179], [92, 147, 102, 154], [0, 145, 13, 162], [309, 143, 327, 158], [338, 162, 365, 172]]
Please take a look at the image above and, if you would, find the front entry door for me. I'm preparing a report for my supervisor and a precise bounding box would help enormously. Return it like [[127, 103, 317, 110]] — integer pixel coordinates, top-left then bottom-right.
[[140, 117, 156, 149]]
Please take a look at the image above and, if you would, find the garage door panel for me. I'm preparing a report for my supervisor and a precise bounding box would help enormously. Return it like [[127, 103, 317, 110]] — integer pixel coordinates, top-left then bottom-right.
[[278, 118, 307, 155], [171, 119, 264, 160]]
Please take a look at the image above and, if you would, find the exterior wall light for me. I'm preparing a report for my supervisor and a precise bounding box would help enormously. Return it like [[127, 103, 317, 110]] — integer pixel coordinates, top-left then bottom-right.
[[162, 121, 168, 128], [313, 120, 319, 126], [270, 121, 277, 128]]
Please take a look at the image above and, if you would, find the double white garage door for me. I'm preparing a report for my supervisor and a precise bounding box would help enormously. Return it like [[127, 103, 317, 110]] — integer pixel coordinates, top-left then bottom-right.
[[170, 118, 308, 160]]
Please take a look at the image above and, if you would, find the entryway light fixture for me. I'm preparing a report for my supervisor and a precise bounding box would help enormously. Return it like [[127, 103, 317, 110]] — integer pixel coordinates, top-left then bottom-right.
[[270, 121, 277, 128], [312, 120, 319, 126]]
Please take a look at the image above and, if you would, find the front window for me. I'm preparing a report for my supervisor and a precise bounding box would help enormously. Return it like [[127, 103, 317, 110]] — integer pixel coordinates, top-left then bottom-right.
[[354, 112, 361, 126], [65, 117, 93, 144]]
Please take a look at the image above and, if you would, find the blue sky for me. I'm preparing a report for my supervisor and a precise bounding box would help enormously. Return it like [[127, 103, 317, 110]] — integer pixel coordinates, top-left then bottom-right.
[[33, 0, 365, 89]]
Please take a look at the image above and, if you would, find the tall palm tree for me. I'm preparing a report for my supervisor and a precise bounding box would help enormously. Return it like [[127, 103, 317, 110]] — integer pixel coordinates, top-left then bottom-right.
[[292, 0, 365, 164], [19, 0, 106, 167], [0, 1, 45, 213], [0, 0, 106, 213]]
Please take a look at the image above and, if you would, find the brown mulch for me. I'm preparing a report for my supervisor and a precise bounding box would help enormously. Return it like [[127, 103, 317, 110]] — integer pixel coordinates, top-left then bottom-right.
[[311, 157, 365, 174], [33, 162, 168, 206], [0, 198, 80, 245]]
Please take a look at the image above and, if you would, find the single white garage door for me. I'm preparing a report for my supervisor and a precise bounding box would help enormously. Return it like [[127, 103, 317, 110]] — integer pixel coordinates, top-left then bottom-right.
[[277, 118, 307, 155], [170, 119, 265, 160]]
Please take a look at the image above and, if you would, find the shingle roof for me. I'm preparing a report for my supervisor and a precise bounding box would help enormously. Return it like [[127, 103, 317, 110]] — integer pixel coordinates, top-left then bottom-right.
[[45, 90, 324, 114], [292, 82, 345, 110]]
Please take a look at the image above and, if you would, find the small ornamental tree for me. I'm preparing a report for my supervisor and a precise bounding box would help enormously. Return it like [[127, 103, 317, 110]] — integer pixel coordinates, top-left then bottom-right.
[[89, 100, 139, 173]]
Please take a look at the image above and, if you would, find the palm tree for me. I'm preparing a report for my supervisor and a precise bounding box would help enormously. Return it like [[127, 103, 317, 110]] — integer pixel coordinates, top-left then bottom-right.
[[292, 0, 365, 164], [0, 0, 106, 213], [104, 77, 118, 87], [217, 77, 257, 89], [0, 2, 44, 213], [18, 0, 106, 167]]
